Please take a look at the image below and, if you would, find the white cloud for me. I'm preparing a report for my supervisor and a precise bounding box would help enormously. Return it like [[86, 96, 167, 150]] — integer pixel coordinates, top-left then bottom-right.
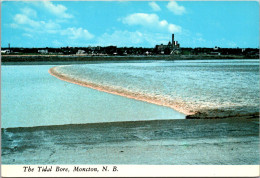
[[42, 1, 73, 19], [122, 13, 181, 33], [13, 13, 60, 34], [149, 2, 161, 11], [11, 7, 93, 42], [167, 1, 186, 15], [21, 7, 37, 18], [14, 14, 41, 28], [61, 27, 94, 40], [11, 11, 94, 40], [123, 13, 157, 26]]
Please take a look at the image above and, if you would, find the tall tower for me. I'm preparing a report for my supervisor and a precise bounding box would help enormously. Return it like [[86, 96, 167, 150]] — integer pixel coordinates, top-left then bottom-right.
[[8, 43, 10, 49], [172, 34, 175, 48]]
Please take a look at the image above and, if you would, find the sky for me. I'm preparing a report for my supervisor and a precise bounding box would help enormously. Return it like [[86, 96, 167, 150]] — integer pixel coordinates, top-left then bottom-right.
[[1, 1, 259, 48]]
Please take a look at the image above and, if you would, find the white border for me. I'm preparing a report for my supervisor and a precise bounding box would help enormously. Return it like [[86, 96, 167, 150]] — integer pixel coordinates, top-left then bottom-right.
[[2, 165, 260, 177]]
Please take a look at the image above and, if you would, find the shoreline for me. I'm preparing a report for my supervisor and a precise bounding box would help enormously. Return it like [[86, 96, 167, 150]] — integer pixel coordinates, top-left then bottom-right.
[[2, 117, 259, 164], [2, 54, 258, 64]]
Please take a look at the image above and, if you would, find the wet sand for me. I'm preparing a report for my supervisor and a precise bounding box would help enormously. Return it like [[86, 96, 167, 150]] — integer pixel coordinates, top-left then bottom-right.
[[2, 118, 259, 164]]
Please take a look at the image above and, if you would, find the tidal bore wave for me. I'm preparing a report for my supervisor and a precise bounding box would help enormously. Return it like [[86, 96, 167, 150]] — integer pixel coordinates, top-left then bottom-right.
[[49, 61, 259, 119], [49, 66, 192, 116]]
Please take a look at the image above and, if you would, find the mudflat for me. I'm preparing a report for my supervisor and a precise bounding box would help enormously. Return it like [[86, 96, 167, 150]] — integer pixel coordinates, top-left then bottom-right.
[[2, 118, 259, 164]]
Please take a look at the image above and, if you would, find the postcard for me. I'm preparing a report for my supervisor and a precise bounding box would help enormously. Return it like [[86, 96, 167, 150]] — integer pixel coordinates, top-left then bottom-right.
[[1, 0, 259, 177]]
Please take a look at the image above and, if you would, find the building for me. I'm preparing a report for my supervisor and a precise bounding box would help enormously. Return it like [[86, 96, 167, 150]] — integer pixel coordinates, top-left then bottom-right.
[[1, 49, 10, 54], [76, 50, 86, 55], [155, 33, 180, 54], [172, 34, 180, 48], [38, 49, 48, 54]]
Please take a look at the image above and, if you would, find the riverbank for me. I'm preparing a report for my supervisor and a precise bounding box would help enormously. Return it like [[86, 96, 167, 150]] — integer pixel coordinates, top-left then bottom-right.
[[2, 118, 259, 164], [1, 54, 258, 64]]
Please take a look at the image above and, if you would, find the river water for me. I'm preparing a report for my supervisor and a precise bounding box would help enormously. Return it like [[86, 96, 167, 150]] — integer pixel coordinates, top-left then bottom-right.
[[1, 64, 185, 128], [54, 59, 259, 117]]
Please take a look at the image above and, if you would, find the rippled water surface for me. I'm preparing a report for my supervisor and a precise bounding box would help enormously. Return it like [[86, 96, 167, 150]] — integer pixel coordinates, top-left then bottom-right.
[[56, 59, 259, 115]]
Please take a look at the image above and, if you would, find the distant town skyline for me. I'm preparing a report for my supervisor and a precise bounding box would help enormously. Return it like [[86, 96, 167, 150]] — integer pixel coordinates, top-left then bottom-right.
[[1, 1, 259, 48]]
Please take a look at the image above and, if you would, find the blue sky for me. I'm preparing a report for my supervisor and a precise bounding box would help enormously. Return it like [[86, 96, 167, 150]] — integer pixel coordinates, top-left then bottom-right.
[[1, 1, 259, 48]]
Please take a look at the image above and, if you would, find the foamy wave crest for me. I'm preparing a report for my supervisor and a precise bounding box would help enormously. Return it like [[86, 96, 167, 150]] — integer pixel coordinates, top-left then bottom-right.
[[49, 66, 196, 116]]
